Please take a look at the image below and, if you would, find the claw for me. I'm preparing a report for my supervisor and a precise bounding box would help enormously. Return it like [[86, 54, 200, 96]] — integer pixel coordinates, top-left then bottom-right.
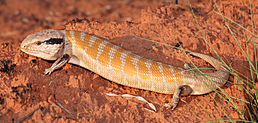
[[44, 68, 53, 75]]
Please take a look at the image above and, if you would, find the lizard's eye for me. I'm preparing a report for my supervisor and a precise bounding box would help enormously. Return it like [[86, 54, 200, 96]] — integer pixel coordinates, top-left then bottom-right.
[[36, 41, 42, 45]]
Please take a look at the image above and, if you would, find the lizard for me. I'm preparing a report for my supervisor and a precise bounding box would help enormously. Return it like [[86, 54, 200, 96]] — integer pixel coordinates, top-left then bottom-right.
[[20, 29, 229, 110]]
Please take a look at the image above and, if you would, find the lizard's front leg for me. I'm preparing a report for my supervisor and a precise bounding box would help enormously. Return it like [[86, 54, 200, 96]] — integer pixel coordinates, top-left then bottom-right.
[[44, 54, 70, 75]]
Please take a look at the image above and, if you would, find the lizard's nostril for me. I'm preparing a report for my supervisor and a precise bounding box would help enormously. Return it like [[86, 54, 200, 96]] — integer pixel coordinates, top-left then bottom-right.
[[20, 43, 26, 51]]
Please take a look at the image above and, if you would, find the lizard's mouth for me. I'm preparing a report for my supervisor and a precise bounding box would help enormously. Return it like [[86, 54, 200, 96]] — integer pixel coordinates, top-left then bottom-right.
[[21, 51, 57, 61], [20, 46, 56, 60], [20, 43, 46, 54]]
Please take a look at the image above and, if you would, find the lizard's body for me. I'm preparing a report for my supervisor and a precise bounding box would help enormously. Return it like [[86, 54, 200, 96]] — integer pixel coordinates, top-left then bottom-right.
[[21, 29, 229, 109]]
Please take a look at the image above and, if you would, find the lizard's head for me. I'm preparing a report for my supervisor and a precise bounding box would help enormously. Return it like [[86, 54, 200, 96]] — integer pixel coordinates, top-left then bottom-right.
[[21, 29, 65, 60]]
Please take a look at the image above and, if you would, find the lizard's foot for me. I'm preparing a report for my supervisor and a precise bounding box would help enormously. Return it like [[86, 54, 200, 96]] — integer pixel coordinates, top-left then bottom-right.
[[165, 85, 193, 110], [184, 63, 191, 69], [44, 68, 53, 75], [164, 103, 177, 110], [43, 54, 70, 75]]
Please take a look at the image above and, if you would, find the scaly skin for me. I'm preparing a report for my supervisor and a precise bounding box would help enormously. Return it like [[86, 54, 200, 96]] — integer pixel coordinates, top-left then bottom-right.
[[20, 29, 229, 109]]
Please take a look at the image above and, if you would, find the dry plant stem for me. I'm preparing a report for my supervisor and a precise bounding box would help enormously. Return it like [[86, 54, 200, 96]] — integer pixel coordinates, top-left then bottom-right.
[[16, 107, 40, 123]]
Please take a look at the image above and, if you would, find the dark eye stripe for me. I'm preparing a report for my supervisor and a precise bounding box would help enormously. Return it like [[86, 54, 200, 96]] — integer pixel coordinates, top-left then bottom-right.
[[44, 38, 63, 45]]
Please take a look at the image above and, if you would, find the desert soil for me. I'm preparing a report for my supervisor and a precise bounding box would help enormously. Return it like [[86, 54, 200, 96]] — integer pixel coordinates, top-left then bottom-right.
[[0, 0, 257, 122]]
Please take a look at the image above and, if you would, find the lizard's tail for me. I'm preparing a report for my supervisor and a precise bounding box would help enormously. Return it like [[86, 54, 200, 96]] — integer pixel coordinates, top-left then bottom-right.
[[189, 52, 230, 87]]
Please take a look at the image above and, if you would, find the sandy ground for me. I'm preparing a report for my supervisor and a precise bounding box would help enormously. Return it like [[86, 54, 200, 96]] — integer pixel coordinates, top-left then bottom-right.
[[0, 0, 257, 122]]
